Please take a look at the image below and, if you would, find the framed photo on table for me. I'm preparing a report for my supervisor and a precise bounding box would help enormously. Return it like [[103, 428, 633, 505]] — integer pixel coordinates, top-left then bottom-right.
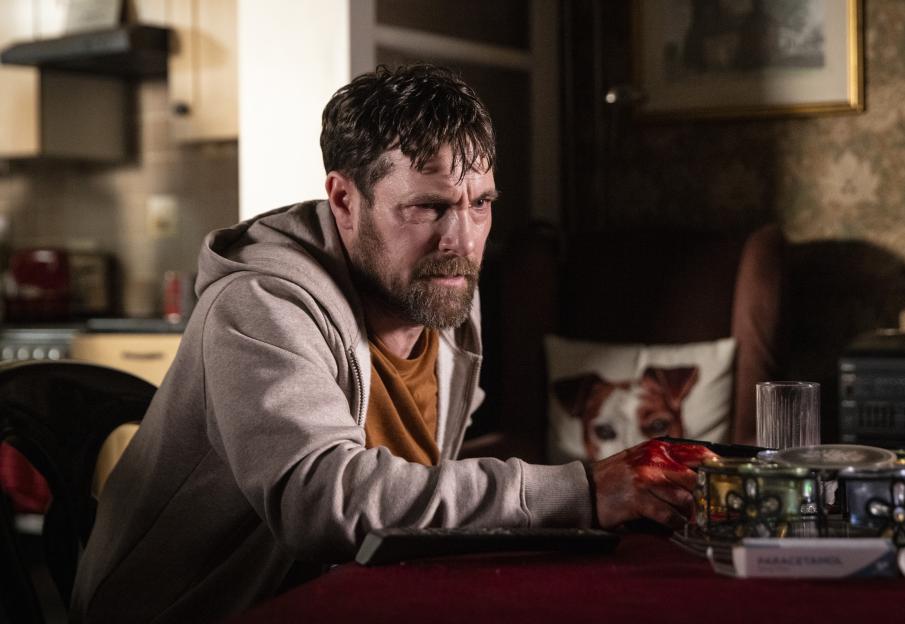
[[633, 0, 863, 120]]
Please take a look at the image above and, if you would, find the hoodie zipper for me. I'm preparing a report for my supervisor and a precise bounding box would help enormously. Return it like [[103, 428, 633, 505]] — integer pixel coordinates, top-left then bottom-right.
[[449, 359, 481, 457], [348, 346, 366, 426]]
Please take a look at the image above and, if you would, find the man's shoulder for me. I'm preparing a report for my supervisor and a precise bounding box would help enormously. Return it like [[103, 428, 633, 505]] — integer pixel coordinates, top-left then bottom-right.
[[195, 264, 362, 353]]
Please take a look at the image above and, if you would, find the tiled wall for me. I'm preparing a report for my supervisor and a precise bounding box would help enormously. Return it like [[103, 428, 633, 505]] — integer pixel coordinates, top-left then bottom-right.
[[0, 80, 238, 318]]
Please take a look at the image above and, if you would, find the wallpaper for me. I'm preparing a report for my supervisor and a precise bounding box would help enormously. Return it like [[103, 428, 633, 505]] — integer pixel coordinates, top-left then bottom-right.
[[605, 0, 905, 256], [594, 0, 905, 440]]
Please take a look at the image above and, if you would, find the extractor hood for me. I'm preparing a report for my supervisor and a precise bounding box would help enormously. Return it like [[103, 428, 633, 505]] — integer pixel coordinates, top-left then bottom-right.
[[0, 25, 170, 78]]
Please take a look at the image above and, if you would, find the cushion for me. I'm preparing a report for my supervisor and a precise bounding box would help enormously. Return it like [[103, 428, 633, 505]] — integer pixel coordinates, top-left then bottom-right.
[[544, 335, 737, 463]]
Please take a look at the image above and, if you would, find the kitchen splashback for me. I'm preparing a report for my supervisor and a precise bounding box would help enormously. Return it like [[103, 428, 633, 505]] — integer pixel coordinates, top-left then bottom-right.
[[0, 79, 238, 318]]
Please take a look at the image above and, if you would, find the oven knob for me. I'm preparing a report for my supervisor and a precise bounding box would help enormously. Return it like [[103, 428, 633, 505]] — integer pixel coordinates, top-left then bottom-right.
[[47, 348, 62, 360], [1, 347, 13, 360], [16, 347, 30, 360], [32, 347, 45, 360]]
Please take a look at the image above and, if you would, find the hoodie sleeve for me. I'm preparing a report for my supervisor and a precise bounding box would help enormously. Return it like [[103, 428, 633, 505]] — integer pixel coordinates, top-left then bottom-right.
[[201, 274, 593, 561]]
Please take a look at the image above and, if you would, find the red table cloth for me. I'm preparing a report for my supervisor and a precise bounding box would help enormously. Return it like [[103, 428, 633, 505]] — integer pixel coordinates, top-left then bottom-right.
[[229, 532, 905, 624]]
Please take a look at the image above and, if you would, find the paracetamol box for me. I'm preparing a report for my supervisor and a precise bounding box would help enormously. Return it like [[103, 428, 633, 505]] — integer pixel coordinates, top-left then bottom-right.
[[725, 538, 898, 578]]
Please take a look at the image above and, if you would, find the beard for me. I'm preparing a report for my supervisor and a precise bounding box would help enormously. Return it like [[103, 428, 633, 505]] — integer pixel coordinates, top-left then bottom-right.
[[347, 206, 480, 329]]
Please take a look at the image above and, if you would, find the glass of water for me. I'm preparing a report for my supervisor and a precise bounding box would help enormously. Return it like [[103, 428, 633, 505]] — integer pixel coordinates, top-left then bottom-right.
[[756, 381, 820, 449]]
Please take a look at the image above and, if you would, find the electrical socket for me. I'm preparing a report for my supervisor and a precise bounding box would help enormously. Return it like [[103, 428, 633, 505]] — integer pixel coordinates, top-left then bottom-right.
[[147, 194, 179, 239]]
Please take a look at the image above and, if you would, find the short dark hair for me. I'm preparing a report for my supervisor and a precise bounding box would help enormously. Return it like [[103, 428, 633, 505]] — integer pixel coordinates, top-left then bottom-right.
[[320, 64, 496, 201]]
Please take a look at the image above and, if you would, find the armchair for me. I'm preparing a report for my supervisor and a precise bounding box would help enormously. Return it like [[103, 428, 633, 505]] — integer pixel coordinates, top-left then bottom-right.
[[471, 223, 786, 463]]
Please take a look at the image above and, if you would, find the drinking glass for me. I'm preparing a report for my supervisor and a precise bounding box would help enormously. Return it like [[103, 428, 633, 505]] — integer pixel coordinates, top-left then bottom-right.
[[756, 381, 820, 449]]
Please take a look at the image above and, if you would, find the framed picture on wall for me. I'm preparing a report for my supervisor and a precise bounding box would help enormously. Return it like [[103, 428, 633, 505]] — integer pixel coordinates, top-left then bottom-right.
[[633, 0, 863, 120]]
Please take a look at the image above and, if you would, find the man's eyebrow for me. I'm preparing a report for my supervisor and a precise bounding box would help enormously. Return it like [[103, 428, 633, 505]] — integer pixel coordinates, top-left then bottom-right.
[[475, 189, 501, 202], [403, 192, 455, 205], [401, 189, 501, 206]]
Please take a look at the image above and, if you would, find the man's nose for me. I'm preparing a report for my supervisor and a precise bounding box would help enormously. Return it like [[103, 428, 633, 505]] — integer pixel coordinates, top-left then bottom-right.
[[437, 209, 477, 256]]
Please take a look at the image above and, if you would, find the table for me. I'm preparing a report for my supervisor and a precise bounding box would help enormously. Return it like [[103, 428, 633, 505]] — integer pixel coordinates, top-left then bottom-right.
[[229, 532, 905, 624]]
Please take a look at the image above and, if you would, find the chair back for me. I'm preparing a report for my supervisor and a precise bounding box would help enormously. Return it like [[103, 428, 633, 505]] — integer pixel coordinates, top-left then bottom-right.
[[0, 361, 156, 621]]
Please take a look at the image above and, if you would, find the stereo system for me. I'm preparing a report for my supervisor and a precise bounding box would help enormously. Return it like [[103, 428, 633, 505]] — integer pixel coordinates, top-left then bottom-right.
[[839, 329, 905, 449]]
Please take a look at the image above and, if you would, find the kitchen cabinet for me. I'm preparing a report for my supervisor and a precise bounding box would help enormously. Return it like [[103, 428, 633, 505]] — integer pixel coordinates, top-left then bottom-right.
[[0, 0, 127, 160], [0, 0, 69, 157], [0, 1, 39, 157], [135, 0, 237, 142], [71, 333, 181, 386], [71, 327, 181, 494]]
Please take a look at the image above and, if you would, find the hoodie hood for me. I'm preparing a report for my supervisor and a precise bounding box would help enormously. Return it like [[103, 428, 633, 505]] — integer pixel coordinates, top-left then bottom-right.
[[196, 200, 366, 347]]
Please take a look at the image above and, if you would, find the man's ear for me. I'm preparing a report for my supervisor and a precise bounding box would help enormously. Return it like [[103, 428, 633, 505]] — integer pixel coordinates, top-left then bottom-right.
[[325, 171, 357, 231]]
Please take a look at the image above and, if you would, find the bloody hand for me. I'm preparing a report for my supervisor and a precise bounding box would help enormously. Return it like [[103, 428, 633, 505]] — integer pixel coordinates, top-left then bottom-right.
[[626, 439, 715, 470], [589, 439, 717, 530]]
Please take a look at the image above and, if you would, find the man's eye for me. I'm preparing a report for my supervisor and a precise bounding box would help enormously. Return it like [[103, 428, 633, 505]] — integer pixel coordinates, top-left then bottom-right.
[[473, 199, 492, 211]]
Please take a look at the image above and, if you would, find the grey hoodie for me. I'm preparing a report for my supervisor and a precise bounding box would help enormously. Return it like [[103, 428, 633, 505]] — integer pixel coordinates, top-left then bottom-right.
[[71, 201, 593, 623]]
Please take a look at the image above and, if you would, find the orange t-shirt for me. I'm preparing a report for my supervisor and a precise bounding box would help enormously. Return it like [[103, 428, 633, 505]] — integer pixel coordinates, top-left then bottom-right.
[[365, 329, 440, 466]]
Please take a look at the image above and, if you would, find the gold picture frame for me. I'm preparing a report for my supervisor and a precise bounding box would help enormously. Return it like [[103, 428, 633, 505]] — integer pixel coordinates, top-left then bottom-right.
[[633, 0, 863, 120]]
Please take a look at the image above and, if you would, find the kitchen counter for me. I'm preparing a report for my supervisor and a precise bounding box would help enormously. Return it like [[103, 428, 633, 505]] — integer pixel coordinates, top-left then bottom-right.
[[84, 318, 186, 333]]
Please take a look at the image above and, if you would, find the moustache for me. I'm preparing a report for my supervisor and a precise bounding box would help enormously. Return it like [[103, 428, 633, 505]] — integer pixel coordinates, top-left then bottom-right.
[[414, 256, 480, 280]]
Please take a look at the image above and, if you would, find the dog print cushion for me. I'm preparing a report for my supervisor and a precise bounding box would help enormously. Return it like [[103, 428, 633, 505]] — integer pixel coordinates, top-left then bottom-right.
[[544, 335, 736, 463]]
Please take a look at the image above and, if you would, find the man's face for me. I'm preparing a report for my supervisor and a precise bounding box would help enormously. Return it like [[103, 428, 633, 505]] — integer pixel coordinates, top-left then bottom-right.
[[345, 145, 497, 329]]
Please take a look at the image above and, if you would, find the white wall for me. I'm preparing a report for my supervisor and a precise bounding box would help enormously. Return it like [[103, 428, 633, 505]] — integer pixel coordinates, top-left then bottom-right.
[[237, 0, 374, 220]]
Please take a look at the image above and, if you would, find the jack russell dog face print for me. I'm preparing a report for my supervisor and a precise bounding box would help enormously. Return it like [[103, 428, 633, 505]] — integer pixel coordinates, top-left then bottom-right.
[[553, 367, 699, 460], [543, 335, 736, 464]]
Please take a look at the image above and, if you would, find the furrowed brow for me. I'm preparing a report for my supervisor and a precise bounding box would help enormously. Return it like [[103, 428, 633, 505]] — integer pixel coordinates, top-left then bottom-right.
[[475, 189, 501, 202], [404, 192, 456, 206]]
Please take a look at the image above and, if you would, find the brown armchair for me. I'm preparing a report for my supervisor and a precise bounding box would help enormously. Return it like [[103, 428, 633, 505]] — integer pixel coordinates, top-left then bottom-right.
[[468, 223, 786, 463]]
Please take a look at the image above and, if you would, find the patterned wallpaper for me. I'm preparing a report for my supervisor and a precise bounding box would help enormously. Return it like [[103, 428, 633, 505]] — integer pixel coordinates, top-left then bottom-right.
[[604, 0, 905, 261]]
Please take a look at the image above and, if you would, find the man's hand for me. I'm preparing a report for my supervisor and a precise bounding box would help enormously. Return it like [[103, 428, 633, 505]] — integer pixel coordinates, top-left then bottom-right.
[[589, 439, 716, 529]]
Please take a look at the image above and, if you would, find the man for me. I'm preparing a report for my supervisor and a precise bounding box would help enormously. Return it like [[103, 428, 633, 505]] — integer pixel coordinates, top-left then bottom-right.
[[71, 65, 707, 623]]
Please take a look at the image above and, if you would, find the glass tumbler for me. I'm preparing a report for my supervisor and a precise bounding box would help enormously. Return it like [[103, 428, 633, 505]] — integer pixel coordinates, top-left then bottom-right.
[[756, 381, 820, 449]]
